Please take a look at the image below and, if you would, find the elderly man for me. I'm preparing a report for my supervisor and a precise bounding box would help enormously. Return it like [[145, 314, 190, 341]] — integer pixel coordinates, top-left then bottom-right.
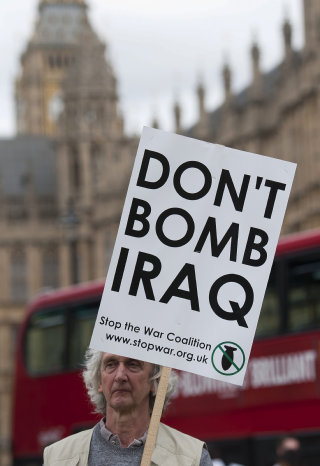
[[44, 349, 212, 465]]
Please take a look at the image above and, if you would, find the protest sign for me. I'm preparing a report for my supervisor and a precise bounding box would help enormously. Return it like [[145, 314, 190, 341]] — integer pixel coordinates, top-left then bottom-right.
[[90, 127, 296, 386]]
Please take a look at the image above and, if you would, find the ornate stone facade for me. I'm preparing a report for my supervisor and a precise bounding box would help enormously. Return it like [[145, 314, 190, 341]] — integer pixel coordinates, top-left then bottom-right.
[[0, 1, 136, 464], [0, 0, 319, 464], [182, 1, 320, 235]]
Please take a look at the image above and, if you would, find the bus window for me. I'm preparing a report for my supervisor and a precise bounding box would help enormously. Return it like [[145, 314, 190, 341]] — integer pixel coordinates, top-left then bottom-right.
[[255, 267, 279, 338], [288, 256, 320, 332], [207, 438, 249, 466], [25, 308, 67, 375], [69, 303, 98, 368]]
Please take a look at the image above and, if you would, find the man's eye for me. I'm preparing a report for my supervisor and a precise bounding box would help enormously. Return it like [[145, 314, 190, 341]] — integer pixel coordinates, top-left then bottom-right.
[[128, 361, 141, 370], [105, 362, 116, 369]]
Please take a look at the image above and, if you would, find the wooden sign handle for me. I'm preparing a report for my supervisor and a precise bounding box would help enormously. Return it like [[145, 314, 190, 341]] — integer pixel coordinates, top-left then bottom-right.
[[140, 366, 172, 466]]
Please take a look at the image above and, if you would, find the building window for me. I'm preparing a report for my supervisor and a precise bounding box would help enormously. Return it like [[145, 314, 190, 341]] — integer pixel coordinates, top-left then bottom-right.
[[11, 323, 19, 360], [91, 143, 102, 187], [56, 55, 62, 67], [26, 308, 66, 374], [42, 246, 59, 290], [10, 249, 27, 303], [48, 56, 55, 68], [70, 146, 80, 195], [288, 254, 320, 332]]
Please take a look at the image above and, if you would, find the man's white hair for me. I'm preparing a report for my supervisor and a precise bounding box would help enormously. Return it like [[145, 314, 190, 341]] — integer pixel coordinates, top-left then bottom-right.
[[82, 348, 178, 415]]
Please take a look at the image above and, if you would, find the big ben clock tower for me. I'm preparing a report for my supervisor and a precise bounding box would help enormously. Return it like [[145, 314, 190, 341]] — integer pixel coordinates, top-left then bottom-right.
[[15, 0, 89, 136]]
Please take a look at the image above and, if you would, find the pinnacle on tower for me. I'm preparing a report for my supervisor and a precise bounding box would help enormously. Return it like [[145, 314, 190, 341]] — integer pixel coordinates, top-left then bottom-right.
[[197, 77, 206, 120], [173, 99, 181, 134], [222, 61, 232, 103], [250, 38, 262, 99]]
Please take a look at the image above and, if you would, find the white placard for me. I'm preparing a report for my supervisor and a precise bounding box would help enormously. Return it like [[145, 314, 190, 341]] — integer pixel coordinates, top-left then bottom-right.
[[90, 127, 296, 385]]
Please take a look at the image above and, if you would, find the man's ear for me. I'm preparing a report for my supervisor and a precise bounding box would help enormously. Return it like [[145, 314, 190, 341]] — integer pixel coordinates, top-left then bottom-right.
[[150, 380, 156, 394]]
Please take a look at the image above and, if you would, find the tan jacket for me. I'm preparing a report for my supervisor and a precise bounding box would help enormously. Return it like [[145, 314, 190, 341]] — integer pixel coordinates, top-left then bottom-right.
[[43, 422, 205, 466]]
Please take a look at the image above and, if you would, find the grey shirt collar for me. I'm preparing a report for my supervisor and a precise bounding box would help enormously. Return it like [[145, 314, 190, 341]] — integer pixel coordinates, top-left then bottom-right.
[[99, 418, 147, 448]]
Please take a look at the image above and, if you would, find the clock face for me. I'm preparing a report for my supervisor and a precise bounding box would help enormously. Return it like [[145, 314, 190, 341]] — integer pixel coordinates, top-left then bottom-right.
[[48, 92, 64, 122]]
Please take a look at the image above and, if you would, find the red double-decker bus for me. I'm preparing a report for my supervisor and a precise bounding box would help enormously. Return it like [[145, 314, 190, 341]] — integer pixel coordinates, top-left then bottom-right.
[[12, 229, 320, 465]]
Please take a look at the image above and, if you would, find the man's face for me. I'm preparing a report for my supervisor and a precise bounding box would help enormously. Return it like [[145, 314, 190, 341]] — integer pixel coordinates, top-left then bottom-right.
[[98, 353, 154, 415]]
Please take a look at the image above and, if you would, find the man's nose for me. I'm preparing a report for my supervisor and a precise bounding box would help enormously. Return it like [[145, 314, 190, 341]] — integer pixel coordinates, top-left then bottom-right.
[[114, 363, 128, 381]]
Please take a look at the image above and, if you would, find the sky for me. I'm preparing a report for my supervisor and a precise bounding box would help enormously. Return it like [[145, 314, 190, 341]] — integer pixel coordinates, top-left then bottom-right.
[[0, 0, 304, 137]]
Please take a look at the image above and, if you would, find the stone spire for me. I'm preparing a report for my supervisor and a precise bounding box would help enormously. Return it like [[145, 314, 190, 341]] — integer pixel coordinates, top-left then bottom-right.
[[196, 76, 208, 139], [283, 18, 293, 60], [251, 40, 261, 81], [173, 99, 182, 134], [250, 39, 262, 99], [197, 77, 206, 121], [151, 115, 160, 129], [222, 61, 232, 103]]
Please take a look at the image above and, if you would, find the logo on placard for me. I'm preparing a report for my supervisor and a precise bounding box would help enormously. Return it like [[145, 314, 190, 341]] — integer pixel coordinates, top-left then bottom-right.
[[211, 341, 245, 375]]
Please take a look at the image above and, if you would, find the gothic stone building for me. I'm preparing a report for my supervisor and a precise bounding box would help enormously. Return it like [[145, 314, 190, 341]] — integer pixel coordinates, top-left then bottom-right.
[[0, 0, 320, 464], [184, 1, 320, 234], [0, 1, 136, 464]]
